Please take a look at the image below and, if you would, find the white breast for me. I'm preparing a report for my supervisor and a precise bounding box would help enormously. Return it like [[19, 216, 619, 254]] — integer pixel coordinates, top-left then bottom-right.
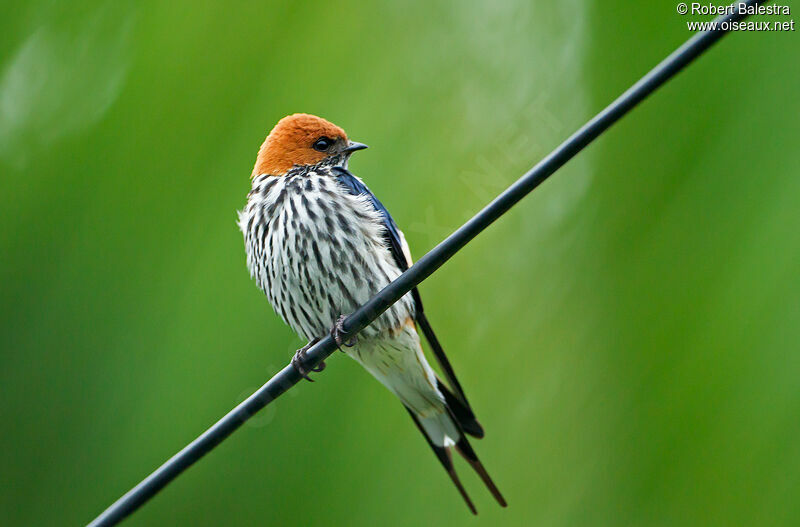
[[239, 169, 414, 342]]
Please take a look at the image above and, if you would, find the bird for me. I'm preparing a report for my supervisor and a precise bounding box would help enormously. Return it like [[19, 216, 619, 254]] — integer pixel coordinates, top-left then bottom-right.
[[238, 113, 506, 514]]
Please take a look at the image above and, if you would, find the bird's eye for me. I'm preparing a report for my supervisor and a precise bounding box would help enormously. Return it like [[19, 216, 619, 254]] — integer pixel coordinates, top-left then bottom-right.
[[312, 137, 333, 152]]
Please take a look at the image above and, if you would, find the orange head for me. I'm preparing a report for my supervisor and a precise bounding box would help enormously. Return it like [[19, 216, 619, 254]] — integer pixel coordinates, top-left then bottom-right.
[[252, 113, 368, 177]]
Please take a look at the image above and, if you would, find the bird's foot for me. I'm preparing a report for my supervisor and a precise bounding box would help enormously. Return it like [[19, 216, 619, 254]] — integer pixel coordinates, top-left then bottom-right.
[[331, 315, 357, 350], [291, 338, 324, 382]]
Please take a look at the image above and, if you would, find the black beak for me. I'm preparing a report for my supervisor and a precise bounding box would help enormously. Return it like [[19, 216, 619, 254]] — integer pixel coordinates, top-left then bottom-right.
[[343, 141, 368, 153]]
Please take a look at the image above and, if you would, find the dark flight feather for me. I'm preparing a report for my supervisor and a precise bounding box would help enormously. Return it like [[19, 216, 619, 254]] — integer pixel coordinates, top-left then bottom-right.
[[453, 434, 507, 508], [404, 406, 477, 515], [333, 167, 503, 510], [437, 378, 483, 438], [404, 404, 506, 511], [332, 167, 477, 413]]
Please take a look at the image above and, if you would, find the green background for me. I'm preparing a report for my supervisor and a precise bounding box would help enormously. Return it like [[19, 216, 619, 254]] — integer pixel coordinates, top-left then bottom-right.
[[1, 1, 797, 525]]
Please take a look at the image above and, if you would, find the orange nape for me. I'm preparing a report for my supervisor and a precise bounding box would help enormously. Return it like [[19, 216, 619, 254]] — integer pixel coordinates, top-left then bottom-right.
[[252, 113, 348, 177]]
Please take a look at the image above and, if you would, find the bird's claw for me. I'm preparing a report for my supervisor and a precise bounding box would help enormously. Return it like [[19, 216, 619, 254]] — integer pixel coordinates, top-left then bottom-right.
[[291, 338, 323, 382], [332, 315, 357, 350]]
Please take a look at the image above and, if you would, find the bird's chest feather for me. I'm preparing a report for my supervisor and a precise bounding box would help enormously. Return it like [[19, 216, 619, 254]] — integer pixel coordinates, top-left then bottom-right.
[[239, 171, 413, 341]]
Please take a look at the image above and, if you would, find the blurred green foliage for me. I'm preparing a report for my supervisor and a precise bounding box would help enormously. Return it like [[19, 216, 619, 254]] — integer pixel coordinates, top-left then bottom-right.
[[1, 1, 798, 525]]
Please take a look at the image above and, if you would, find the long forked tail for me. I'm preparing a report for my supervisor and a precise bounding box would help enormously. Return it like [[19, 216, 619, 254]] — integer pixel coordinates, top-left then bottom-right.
[[404, 405, 506, 514]]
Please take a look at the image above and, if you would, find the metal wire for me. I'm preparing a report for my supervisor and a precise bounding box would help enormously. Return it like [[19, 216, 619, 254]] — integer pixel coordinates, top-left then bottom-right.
[[88, 2, 765, 525]]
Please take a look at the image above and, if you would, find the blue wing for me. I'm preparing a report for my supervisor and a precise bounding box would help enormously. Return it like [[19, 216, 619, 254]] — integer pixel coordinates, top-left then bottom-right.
[[331, 167, 479, 422], [333, 168, 410, 272]]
